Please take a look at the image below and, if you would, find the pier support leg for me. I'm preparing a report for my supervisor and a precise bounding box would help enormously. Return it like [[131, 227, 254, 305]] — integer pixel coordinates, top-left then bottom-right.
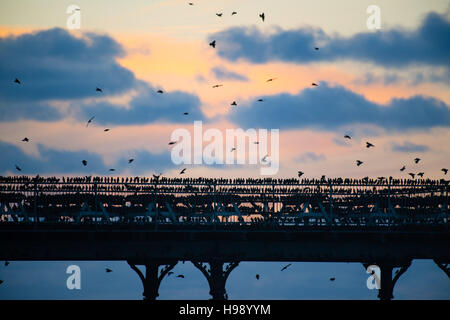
[[363, 260, 411, 301], [433, 260, 450, 278], [192, 260, 239, 300], [128, 260, 177, 300]]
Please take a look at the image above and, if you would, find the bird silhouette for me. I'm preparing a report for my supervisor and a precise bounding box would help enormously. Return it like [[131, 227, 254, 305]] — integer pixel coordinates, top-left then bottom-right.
[[168, 141, 177, 145], [254, 141, 259, 144], [157, 90, 164, 94], [153, 174, 161, 180], [266, 78, 277, 82], [22, 137, 29, 142], [183, 112, 189, 115], [177, 274, 185, 278], [106, 268, 113, 273], [104, 128, 110, 132], [414, 158, 421, 164], [356, 160, 363, 166], [366, 142, 374, 148], [209, 40, 216, 48], [231, 147, 236, 152], [281, 263, 292, 271], [168, 271, 174, 276], [315, 47, 319, 50], [96, 87, 103, 92], [259, 13, 265, 22], [0, 280, 3, 285], [257, 99, 264, 102], [188, 2, 194, 5], [298, 171, 304, 177], [408, 173, 415, 179], [216, 13, 223, 17], [14, 78, 21, 85], [231, 101, 237, 106], [256, 274, 260, 280], [231, 11, 237, 15], [417, 172, 424, 177], [400, 165, 406, 171], [344, 135, 351, 139], [82, 160, 87, 166], [128, 159, 134, 164], [109, 169, 115, 172], [442, 168, 448, 175], [5, 261, 9, 267], [330, 277, 335, 281], [180, 168, 187, 174], [311, 83, 319, 87], [212, 84, 223, 88], [15, 164, 21, 171], [86, 116, 95, 127]]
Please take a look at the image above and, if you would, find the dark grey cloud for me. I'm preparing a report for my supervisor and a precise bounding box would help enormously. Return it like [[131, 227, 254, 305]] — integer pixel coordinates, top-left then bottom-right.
[[211, 12, 450, 68], [0, 28, 206, 124], [0, 28, 136, 103], [391, 141, 431, 153], [211, 66, 249, 81], [228, 82, 450, 131], [0, 141, 173, 175], [353, 69, 450, 86], [74, 82, 205, 125]]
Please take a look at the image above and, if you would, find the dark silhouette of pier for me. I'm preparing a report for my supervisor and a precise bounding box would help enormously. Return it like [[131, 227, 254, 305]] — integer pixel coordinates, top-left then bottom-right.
[[0, 175, 449, 300]]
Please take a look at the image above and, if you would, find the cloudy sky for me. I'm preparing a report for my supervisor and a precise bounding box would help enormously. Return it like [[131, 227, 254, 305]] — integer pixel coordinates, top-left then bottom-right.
[[0, 0, 449, 299]]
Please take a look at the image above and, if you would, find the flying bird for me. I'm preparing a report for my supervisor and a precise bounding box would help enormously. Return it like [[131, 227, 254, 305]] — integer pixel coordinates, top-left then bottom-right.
[[330, 277, 336, 281], [256, 274, 260, 280], [315, 47, 319, 50], [408, 173, 415, 179], [14, 78, 21, 85], [168, 271, 174, 276], [231, 11, 237, 15], [356, 160, 363, 167], [259, 13, 265, 22], [281, 264, 292, 271], [366, 142, 374, 148], [109, 168, 115, 172], [442, 168, 448, 175], [82, 160, 87, 166], [96, 87, 103, 92], [168, 141, 177, 145], [180, 168, 187, 174], [298, 171, 304, 177], [209, 40, 216, 48], [128, 159, 134, 164], [177, 274, 185, 278], [311, 83, 319, 87], [104, 128, 110, 132], [15, 164, 21, 171], [344, 135, 351, 139], [105, 268, 113, 273], [400, 165, 406, 171], [414, 158, 421, 164], [266, 78, 277, 82], [231, 147, 236, 152], [216, 13, 223, 17], [212, 84, 223, 88], [257, 99, 264, 102], [183, 112, 189, 115], [188, 2, 194, 5], [157, 90, 164, 94], [230, 101, 237, 106], [22, 137, 29, 142], [417, 172, 424, 177], [86, 116, 95, 127]]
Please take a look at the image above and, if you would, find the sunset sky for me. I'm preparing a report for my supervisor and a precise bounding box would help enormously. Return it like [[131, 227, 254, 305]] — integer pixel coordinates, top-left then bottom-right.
[[0, 1, 450, 300], [0, 0, 449, 179]]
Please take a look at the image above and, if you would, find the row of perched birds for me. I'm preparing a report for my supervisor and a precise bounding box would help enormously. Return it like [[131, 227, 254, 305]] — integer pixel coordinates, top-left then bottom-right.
[[1, 175, 448, 186]]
